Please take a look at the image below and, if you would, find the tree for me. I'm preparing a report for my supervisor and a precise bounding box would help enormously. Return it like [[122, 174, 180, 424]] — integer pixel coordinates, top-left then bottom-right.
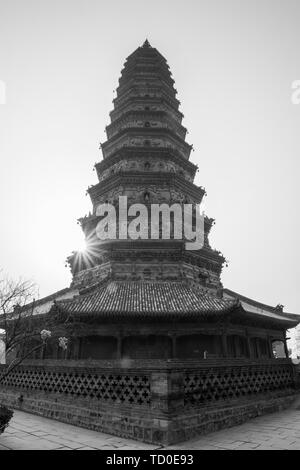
[[0, 273, 93, 385], [0, 273, 52, 382]]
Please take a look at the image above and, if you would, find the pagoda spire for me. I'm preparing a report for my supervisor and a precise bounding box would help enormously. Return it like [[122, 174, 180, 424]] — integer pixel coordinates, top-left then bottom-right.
[[142, 39, 151, 48]]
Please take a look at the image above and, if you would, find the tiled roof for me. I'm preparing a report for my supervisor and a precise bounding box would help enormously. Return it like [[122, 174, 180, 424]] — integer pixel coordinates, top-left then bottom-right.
[[54, 281, 235, 319]]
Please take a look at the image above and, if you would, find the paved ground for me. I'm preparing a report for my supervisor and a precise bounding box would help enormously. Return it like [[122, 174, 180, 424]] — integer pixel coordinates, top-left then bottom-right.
[[0, 409, 300, 450]]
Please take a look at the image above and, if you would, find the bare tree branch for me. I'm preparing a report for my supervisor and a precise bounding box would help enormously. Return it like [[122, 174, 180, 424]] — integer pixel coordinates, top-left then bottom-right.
[[0, 272, 47, 381]]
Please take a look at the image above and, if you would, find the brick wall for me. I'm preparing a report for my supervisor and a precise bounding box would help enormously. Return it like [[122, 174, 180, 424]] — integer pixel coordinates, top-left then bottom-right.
[[0, 358, 298, 444]]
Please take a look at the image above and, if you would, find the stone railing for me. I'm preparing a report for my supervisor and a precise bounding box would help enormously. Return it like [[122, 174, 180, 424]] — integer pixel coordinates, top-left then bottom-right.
[[184, 360, 295, 408], [0, 362, 151, 408], [0, 358, 296, 412]]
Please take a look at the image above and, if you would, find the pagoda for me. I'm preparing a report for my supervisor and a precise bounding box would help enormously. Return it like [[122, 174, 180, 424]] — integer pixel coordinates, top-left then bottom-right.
[[1, 41, 300, 445], [60, 39, 235, 360], [67, 39, 224, 296], [56, 40, 297, 363]]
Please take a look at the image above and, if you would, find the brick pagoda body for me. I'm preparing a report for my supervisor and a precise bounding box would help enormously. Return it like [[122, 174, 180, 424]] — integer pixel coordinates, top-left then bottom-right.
[[1, 41, 300, 444]]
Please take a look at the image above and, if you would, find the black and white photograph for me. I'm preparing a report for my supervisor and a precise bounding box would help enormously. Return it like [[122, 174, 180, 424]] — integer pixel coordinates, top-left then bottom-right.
[[0, 0, 300, 455]]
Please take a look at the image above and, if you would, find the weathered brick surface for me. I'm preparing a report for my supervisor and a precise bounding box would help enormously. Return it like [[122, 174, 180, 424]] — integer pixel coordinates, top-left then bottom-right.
[[168, 394, 296, 443], [0, 387, 297, 445], [0, 359, 298, 444]]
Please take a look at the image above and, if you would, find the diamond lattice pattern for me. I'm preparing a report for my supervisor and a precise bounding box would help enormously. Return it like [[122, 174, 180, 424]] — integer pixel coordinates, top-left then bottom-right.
[[1, 368, 151, 406]]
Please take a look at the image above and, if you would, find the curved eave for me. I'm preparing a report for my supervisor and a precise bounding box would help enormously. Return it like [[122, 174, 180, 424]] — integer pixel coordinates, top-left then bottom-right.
[[223, 288, 300, 328], [52, 307, 233, 323], [231, 305, 300, 328], [52, 280, 236, 323]]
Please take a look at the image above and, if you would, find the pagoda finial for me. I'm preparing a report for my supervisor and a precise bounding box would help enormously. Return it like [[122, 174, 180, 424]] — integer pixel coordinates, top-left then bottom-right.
[[142, 39, 151, 48]]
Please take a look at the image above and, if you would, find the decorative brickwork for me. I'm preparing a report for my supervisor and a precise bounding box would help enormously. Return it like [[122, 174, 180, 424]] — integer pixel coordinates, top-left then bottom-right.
[[0, 365, 151, 406], [0, 360, 298, 444], [184, 363, 294, 407]]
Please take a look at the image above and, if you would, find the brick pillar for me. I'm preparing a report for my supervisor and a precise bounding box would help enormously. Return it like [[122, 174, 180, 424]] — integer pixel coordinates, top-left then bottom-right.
[[221, 332, 228, 357], [77, 337, 83, 359], [284, 338, 289, 358], [150, 370, 184, 414], [292, 363, 300, 390], [233, 336, 240, 357], [171, 335, 177, 359], [52, 343, 58, 359], [255, 338, 261, 358], [40, 344, 45, 359], [267, 336, 273, 358], [245, 331, 251, 358], [150, 369, 184, 444]]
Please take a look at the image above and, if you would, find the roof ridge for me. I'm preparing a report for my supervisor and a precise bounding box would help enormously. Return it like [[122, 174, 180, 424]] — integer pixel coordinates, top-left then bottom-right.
[[188, 282, 235, 305], [56, 277, 111, 305]]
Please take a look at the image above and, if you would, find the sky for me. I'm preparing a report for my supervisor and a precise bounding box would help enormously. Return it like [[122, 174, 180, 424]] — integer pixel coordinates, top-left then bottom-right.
[[0, 0, 299, 314]]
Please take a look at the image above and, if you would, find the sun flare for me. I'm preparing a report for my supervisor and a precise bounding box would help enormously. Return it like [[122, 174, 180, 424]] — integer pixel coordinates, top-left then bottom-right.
[[76, 236, 87, 254]]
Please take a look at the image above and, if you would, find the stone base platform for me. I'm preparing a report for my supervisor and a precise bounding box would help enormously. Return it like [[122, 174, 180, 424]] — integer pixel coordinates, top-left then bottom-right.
[[0, 388, 297, 445], [1, 359, 299, 444]]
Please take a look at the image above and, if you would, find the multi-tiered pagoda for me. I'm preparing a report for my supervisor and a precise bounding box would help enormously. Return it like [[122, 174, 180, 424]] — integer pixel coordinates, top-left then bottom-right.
[[68, 39, 224, 293], [1, 41, 300, 445], [52, 40, 297, 363]]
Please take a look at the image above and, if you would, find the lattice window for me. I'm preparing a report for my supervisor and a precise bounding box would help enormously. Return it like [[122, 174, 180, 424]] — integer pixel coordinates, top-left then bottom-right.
[[1, 367, 151, 406], [184, 364, 293, 407]]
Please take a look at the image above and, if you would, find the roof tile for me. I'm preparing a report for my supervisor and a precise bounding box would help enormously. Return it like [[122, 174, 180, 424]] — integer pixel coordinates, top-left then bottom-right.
[[55, 281, 235, 319]]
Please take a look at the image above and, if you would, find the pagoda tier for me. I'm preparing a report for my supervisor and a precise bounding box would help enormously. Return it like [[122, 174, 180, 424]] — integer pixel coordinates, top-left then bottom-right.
[[106, 110, 187, 140], [94, 148, 197, 183], [102, 40, 190, 161], [67, 40, 225, 293], [100, 127, 192, 160], [110, 95, 184, 124], [87, 173, 205, 208]]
